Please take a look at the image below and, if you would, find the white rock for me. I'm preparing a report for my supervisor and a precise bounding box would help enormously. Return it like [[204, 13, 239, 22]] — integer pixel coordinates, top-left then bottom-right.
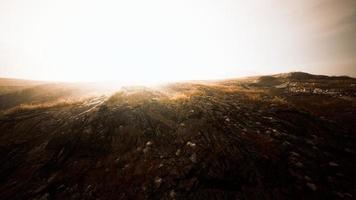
[[186, 141, 196, 148], [175, 149, 181, 156]]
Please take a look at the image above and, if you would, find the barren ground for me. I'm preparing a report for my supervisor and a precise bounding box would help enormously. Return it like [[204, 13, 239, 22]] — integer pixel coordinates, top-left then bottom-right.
[[0, 72, 355, 199]]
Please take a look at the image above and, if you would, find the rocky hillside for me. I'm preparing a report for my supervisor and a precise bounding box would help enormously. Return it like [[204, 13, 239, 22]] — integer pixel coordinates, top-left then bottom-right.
[[0, 73, 355, 199]]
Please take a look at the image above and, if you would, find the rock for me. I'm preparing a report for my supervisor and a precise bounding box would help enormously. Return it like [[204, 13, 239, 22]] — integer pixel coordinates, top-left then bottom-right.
[[85, 185, 92, 192], [57, 184, 65, 190], [175, 149, 181, 156], [186, 141, 196, 148], [344, 148, 352, 153], [146, 141, 153, 146], [306, 183, 317, 191], [329, 162, 339, 167], [334, 192, 344, 198], [180, 123, 185, 127], [282, 141, 291, 147], [38, 193, 49, 200], [295, 162, 304, 168], [190, 153, 197, 163], [225, 117, 230, 122], [306, 140, 315, 145], [290, 151, 300, 157], [154, 177, 162, 187], [143, 147, 150, 154], [304, 176, 312, 181], [169, 190, 176, 198]]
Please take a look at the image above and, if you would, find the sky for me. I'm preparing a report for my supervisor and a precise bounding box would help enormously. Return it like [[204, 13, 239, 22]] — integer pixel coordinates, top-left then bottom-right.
[[0, 0, 355, 83]]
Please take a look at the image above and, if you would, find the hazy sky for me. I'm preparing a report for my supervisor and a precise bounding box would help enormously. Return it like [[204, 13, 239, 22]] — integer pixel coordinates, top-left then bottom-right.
[[0, 0, 355, 83]]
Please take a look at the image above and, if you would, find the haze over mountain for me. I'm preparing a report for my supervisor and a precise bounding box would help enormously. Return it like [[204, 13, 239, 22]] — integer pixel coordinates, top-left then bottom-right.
[[0, 0, 356, 82], [0, 0, 356, 199]]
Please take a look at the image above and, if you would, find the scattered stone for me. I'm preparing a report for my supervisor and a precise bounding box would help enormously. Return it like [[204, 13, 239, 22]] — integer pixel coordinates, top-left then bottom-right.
[[175, 149, 181, 156], [344, 193, 353, 198], [334, 192, 344, 198], [142, 185, 147, 191], [57, 184, 65, 190], [85, 185, 92, 192], [282, 141, 291, 148], [186, 141, 196, 148], [143, 147, 150, 154], [169, 190, 176, 198], [290, 151, 300, 157], [225, 117, 230, 122], [154, 177, 162, 187], [344, 148, 352, 153], [180, 123, 185, 127], [123, 164, 130, 169], [38, 193, 49, 200], [306, 183, 317, 191], [295, 162, 304, 168], [329, 162, 339, 167], [336, 173, 344, 177], [304, 176, 311, 181], [146, 141, 152, 146], [306, 140, 315, 145], [190, 153, 197, 163]]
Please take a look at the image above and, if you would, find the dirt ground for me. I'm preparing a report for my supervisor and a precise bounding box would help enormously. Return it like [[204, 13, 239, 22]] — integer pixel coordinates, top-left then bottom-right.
[[0, 73, 355, 199]]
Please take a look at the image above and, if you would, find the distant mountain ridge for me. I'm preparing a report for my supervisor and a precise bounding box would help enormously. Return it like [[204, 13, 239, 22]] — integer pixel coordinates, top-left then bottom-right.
[[273, 72, 354, 80], [253, 72, 355, 87]]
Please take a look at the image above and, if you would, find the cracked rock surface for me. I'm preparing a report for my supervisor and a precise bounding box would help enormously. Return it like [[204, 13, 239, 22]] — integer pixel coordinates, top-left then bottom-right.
[[0, 73, 355, 199]]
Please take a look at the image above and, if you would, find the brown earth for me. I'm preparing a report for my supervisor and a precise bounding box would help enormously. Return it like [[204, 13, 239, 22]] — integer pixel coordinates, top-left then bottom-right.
[[0, 72, 355, 199]]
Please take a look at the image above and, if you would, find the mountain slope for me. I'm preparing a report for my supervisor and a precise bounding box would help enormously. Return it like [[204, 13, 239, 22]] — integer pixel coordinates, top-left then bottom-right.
[[0, 73, 355, 199]]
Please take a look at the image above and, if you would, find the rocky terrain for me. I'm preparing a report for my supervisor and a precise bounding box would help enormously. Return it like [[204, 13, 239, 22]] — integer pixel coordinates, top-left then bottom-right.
[[0, 72, 355, 199]]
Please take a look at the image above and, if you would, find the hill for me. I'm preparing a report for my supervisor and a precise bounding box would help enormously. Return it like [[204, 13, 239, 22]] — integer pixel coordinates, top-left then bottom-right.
[[0, 73, 355, 199]]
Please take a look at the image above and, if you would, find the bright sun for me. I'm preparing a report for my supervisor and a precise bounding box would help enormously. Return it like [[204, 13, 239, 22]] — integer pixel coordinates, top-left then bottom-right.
[[1, 0, 310, 84]]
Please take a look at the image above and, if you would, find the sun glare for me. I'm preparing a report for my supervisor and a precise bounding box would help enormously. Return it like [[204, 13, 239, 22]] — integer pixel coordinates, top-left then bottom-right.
[[3, 0, 354, 82]]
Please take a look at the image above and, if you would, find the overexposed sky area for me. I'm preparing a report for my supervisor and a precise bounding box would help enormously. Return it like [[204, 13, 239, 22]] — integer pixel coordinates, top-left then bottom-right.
[[0, 0, 355, 83]]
